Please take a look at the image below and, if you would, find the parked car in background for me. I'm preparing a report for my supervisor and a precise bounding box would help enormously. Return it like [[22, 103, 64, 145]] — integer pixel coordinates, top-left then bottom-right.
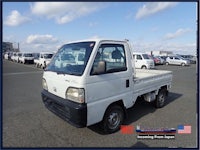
[[19, 52, 34, 64], [178, 55, 196, 64], [4, 52, 14, 61], [33, 53, 40, 63], [4, 53, 9, 60], [34, 52, 54, 69], [190, 56, 197, 64], [154, 56, 165, 65], [165, 56, 190, 66], [11, 52, 17, 62], [157, 56, 165, 64], [8, 52, 13, 61], [152, 56, 164, 65], [159, 56, 168, 62], [13, 52, 22, 63], [133, 52, 155, 69]]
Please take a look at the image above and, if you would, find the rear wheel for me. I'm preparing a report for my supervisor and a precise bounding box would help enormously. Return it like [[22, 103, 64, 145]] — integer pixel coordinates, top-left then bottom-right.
[[43, 62, 46, 69], [141, 66, 147, 69], [181, 63, 185, 66], [101, 105, 124, 134], [155, 88, 167, 108]]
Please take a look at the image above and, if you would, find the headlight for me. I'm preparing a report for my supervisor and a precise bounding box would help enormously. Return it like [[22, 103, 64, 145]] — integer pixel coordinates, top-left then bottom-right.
[[42, 78, 48, 91], [66, 87, 85, 103]]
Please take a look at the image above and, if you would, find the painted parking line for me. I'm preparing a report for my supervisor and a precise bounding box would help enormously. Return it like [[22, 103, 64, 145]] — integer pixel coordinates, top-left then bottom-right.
[[3, 71, 43, 76]]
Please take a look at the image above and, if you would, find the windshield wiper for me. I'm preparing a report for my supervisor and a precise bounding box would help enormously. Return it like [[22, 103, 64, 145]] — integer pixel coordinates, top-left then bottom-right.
[[45, 69, 81, 76], [57, 71, 80, 76], [44, 69, 66, 75], [56, 71, 67, 75]]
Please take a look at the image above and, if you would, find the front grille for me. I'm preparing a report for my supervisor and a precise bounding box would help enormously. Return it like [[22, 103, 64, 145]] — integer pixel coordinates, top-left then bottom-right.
[[41, 90, 87, 127]]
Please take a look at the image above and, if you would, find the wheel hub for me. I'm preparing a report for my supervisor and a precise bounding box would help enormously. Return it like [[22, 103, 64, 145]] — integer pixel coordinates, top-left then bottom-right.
[[108, 112, 120, 129]]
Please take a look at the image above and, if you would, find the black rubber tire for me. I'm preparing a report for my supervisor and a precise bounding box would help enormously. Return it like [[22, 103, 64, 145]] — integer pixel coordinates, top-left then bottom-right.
[[155, 89, 167, 108], [181, 63, 185, 66], [141, 66, 147, 69], [101, 105, 124, 134]]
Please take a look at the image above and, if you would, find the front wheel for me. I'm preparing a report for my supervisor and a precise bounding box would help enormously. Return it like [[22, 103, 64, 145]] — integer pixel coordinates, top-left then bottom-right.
[[155, 88, 167, 108], [101, 105, 124, 134]]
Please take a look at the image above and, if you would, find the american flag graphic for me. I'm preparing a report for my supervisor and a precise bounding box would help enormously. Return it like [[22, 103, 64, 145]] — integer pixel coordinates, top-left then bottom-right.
[[177, 125, 191, 134]]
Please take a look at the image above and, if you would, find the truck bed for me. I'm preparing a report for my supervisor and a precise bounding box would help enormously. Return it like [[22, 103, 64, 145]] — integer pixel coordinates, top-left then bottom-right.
[[135, 69, 172, 79], [133, 69, 172, 96]]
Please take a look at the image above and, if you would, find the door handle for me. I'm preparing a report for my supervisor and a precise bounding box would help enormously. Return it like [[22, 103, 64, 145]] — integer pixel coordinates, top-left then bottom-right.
[[126, 79, 129, 88]]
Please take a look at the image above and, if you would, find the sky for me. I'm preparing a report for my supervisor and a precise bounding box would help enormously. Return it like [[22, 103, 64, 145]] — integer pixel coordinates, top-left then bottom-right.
[[2, 2, 197, 55]]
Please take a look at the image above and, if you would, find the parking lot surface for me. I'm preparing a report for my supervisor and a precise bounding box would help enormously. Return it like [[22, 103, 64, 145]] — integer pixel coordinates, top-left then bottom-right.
[[2, 60, 198, 148]]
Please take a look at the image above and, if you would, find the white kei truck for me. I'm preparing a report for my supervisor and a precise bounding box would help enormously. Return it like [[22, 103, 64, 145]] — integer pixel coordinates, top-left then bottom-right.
[[34, 52, 54, 69], [41, 39, 172, 133]]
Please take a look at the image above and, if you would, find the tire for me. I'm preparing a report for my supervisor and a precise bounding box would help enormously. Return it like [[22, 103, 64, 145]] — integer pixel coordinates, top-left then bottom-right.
[[181, 63, 185, 66], [141, 66, 147, 69], [43, 62, 46, 69], [101, 105, 124, 134], [155, 88, 167, 108]]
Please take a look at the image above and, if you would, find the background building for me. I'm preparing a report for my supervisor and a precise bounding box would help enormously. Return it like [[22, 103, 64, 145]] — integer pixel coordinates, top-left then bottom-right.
[[2, 42, 20, 53], [146, 50, 173, 56]]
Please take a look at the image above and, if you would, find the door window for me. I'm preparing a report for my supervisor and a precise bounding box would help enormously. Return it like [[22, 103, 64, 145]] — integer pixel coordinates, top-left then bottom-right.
[[136, 55, 142, 60], [91, 44, 127, 75], [175, 57, 180, 60]]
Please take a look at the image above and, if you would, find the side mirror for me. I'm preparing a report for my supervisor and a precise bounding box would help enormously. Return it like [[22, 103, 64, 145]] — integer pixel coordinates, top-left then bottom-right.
[[92, 61, 106, 75]]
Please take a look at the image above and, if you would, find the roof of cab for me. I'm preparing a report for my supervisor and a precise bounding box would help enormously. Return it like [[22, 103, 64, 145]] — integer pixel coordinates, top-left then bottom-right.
[[65, 39, 129, 44]]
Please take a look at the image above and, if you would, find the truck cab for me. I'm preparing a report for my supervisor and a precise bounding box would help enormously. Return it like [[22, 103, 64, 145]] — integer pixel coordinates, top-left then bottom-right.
[[133, 52, 155, 69], [41, 39, 172, 133]]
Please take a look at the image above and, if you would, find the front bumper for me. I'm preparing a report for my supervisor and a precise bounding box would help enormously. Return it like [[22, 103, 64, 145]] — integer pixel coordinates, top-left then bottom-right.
[[41, 90, 87, 127]]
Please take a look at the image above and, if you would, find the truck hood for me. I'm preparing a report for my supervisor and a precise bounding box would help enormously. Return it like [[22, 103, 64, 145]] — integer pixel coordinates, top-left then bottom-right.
[[43, 71, 83, 99]]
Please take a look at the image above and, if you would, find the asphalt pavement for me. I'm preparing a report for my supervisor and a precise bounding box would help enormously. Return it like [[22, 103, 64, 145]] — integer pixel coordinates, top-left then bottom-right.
[[2, 60, 198, 148]]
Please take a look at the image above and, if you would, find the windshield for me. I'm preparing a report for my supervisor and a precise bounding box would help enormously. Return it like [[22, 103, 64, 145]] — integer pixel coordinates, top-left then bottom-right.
[[46, 41, 95, 76], [43, 54, 53, 59], [24, 53, 33, 57], [142, 54, 150, 59]]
